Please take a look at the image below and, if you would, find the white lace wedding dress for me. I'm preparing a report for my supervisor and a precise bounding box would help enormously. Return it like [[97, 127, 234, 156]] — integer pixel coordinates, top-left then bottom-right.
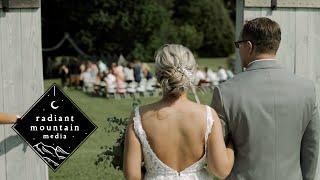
[[133, 105, 215, 180]]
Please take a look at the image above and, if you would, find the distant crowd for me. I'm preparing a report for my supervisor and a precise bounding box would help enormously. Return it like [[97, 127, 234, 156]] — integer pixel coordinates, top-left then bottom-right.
[[59, 59, 234, 98]]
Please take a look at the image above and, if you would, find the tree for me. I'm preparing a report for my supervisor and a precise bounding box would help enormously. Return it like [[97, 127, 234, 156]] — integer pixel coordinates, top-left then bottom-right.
[[173, 0, 235, 57], [223, 0, 236, 23], [176, 24, 203, 53], [42, 0, 235, 61], [74, 0, 181, 61]]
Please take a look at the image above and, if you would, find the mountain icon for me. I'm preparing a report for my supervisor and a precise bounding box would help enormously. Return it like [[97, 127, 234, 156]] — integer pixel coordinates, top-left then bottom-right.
[[33, 142, 70, 166]]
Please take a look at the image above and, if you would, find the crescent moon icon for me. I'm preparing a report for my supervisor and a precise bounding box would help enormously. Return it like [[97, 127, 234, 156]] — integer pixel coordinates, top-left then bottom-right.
[[51, 101, 59, 109]]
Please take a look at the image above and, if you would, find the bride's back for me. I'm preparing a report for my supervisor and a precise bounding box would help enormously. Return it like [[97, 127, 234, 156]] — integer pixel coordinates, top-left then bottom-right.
[[139, 100, 208, 172], [136, 44, 210, 172], [125, 44, 233, 180]]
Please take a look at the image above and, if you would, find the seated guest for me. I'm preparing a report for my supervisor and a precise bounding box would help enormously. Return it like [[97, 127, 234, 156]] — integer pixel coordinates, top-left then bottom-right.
[[59, 63, 69, 88], [217, 66, 228, 83], [133, 60, 142, 83], [205, 67, 219, 85], [195, 67, 207, 86], [79, 62, 86, 88], [98, 60, 107, 73], [104, 72, 116, 93], [141, 63, 153, 80], [79, 62, 86, 74], [93, 72, 104, 95], [80, 66, 95, 92], [111, 63, 126, 93], [124, 63, 135, 84], [86, 61, 98, 79], [226, 69, 234, 79]]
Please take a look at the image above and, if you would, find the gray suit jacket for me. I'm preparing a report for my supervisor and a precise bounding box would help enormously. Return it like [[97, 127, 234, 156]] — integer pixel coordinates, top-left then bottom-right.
[[211, 60, 320, 180]]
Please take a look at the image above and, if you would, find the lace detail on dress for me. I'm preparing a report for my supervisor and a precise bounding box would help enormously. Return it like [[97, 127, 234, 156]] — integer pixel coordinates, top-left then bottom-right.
[[132, 105, 214, 179], [205, 105, 214, 149], [133, 106, 174, 175]]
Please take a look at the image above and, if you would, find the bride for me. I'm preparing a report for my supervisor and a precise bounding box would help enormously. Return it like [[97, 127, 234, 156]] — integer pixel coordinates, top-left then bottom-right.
[[123, 44, 234, 179]]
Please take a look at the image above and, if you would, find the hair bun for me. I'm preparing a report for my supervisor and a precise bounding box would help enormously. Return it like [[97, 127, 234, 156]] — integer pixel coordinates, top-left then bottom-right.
[[154, 44, 197, 97]]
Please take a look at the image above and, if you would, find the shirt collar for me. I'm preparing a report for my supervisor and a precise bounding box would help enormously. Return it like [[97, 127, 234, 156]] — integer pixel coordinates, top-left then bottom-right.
[[247, 59, 277, 67], [245, 59, 282, 71]]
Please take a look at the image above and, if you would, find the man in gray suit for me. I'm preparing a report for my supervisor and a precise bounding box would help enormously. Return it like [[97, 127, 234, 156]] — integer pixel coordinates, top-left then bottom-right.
[[211, 17, 320, 180]]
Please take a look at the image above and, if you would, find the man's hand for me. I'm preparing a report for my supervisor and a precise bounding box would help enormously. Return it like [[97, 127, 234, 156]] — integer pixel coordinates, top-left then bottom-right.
[[0, 113, 20, 124]]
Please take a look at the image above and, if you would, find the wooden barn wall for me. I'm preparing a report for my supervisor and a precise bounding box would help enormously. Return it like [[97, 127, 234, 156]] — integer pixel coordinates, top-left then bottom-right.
[[0, 8, 48, 180]]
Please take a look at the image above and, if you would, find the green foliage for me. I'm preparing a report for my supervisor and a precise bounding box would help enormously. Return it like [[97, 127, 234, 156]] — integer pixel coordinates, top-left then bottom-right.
[[43, 0, 234, 61], [176, 24, 204, 52], [75, 0, 179, 61], [95, 98, 142, 171], [94, 116, 127, 171], [173, 0, 235, 57]]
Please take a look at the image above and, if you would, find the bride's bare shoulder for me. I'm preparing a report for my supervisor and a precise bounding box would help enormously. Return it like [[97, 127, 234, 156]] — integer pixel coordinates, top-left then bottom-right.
[[188, 101, 208, 111], [138, 101, 217, 119], [127, 103, 155, 123], [137, 103, 159, 119], [139, 103, 156, 112], [190, 102, 219, 118]]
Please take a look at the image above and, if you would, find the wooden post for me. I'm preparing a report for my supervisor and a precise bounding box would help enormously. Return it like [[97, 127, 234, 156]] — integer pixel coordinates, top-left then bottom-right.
[[236, 0, 320, 178], [0, 1, 48, 180]]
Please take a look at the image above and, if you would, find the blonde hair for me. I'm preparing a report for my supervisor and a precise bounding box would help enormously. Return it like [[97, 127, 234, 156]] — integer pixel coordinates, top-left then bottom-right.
[[155, 44, 199, 102]]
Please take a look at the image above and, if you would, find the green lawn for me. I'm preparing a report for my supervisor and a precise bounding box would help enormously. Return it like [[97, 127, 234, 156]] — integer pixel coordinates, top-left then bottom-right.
[[197, 57, 230, 69], [47, 57, 226, 180]]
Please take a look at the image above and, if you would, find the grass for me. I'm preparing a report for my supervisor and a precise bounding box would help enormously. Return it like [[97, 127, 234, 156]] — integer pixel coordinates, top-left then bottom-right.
[[47, 57, 227, 180], [197, 57, 230, 69]]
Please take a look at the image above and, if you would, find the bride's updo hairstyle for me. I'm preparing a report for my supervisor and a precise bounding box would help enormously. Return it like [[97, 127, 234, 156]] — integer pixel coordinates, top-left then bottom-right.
[[154, 44, 197, 98]]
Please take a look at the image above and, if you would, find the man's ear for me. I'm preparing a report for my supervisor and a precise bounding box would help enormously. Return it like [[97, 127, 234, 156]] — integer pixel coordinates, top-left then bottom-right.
[[247, 41, 254, 54]]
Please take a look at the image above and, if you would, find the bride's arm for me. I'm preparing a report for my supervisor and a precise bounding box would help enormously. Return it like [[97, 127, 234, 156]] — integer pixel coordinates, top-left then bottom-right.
[[206, 108, 234, 179], [123, 112, 144, 180]]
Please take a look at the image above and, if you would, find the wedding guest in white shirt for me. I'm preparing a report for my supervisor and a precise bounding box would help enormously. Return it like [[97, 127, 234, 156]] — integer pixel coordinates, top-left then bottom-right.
[[124, 63, 135, 84], [217, 66, 228, 83]]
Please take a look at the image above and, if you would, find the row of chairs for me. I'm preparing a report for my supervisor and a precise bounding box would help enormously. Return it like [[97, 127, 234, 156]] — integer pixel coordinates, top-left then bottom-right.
[[82, 78, 162, 99], [82, 78, 216, 99]]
